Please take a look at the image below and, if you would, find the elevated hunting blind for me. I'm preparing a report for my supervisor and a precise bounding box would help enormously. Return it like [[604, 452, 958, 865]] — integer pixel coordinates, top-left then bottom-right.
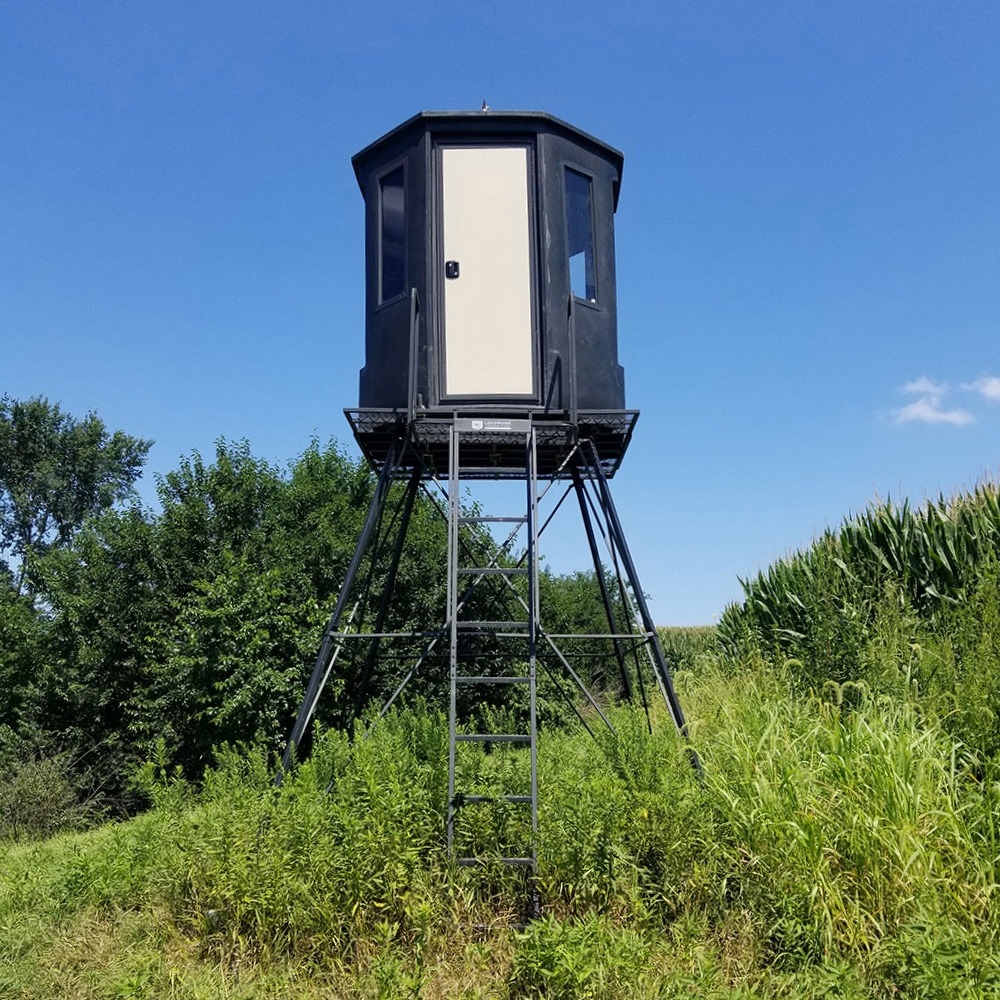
[[347, 110, 634, 474], [282, 109, 697, 889]]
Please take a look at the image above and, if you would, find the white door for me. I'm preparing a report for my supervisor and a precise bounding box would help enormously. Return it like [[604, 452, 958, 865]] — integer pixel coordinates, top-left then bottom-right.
[[441, 146, 535, 397]]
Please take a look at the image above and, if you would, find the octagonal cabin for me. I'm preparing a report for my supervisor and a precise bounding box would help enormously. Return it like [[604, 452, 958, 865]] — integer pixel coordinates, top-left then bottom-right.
[[349, 110, 635, 475]]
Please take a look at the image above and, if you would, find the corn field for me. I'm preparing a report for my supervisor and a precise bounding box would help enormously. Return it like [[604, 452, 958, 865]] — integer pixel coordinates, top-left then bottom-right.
[[718, 482, 1000, 756]]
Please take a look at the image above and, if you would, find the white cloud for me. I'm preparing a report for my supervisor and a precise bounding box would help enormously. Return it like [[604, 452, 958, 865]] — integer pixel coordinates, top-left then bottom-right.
[[902, 376, 948, 403], [967, 376, 1000, 402], [889, 373, 1000, 426], [894, 396, 974, 426]]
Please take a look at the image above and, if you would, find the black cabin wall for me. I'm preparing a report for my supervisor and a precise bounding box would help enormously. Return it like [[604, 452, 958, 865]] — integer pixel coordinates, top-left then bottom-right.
[[355, 112, 625, 415]]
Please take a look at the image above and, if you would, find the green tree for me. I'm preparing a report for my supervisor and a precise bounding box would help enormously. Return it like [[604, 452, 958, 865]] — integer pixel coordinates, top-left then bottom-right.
[[0, 395, 151, 593], [0, 567, 47, 732], [39, 438, 448, 780]]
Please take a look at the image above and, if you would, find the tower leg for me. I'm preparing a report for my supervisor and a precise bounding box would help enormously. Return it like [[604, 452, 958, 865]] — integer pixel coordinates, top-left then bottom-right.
[[571, 467, 632, 699], [580, 440, 703, 774], [349, 468, 421, 723], [278, 438, 401, 778]]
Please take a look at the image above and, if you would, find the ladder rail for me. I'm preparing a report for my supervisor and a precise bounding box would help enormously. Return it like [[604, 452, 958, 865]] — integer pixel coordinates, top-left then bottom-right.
[[447, 422, 460, 849], [527, 425, 539, 846]]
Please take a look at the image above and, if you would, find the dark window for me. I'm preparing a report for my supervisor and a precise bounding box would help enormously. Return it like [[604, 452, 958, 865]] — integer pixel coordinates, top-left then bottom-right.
[[379, 165, 405, 302], [565, 167, 596, 302]]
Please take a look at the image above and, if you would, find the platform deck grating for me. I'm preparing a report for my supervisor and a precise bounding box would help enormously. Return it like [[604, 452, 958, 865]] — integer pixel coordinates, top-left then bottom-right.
[[345, 408, 638, 479]]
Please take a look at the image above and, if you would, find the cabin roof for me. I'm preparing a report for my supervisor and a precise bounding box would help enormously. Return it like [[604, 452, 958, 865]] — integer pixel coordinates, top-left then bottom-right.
[[352, 110, 624, 207]]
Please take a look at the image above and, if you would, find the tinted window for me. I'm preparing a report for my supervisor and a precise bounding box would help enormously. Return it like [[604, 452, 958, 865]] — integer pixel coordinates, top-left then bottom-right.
[[565, 167, 596, 302], [379, 166, 405, 302]]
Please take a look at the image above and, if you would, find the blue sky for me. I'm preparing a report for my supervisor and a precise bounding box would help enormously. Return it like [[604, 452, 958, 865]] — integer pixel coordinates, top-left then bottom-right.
[[2, 2, 998, 624]]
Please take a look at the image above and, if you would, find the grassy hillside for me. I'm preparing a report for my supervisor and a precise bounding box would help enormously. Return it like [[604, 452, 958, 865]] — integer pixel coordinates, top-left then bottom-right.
[[4, 485, 1000, 997], [3, 657, 998, 998]]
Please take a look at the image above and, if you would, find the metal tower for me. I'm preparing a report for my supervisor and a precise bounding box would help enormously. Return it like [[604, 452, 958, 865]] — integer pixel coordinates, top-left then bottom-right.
[[279, 406, 699, 873]]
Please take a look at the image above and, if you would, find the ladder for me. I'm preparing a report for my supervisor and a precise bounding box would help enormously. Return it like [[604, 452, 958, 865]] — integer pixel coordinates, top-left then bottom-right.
[[446, 419, 539, 872]]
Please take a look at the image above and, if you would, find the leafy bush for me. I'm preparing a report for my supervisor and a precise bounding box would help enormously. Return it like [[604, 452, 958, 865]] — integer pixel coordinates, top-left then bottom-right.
[[0, 752, 89, 840], [506, 914, 650, 998]]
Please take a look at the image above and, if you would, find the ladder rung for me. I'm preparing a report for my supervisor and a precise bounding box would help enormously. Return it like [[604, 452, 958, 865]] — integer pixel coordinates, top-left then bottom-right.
[[459, 516, 527, 524], [457, 857, 535, 867], [455, 631, 531, 639], [456, 620, 529, 630], [457, 567, 528, 576], [455, 734, 532, 744], [456, 675, 530, 684], [458, 795, 532, 804], [455, 648, 527, 659]]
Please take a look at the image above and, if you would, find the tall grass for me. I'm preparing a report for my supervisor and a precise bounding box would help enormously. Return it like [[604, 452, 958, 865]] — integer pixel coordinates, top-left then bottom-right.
[[2, 662, 997, 997]]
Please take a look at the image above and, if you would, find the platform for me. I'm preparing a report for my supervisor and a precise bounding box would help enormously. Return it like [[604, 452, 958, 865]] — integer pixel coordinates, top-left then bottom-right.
[[345, 408, 639, 479]]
